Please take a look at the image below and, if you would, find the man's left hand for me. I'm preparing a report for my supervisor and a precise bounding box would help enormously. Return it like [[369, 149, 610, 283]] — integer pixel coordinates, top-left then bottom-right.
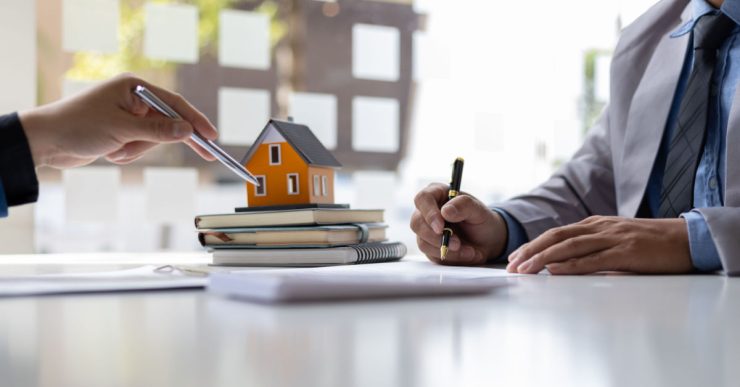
[[506, 216, 694, 275]]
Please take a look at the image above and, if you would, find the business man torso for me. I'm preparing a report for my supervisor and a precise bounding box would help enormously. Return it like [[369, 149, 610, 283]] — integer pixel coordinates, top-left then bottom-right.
[[497, 0, 740, 274]]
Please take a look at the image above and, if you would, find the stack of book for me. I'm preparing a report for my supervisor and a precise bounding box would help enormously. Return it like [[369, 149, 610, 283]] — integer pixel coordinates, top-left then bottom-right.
[[194, 207, 407, 266]]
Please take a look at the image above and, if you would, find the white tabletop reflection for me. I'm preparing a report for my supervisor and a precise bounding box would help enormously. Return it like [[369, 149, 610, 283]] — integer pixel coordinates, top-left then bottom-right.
[[0, 253, 736, 387]]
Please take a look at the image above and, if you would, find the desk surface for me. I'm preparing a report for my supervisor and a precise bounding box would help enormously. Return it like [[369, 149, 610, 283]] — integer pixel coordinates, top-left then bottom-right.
[[0, 253, 736, 387]]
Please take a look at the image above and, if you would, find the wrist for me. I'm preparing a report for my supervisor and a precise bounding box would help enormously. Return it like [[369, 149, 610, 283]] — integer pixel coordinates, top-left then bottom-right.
[[489, 210, 509, 259], [18, 107, 55, 168]]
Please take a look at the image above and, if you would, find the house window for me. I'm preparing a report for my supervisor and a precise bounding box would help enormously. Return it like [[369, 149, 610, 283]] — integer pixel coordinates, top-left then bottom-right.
[[287, 174, 299, 195], [321, 176, 328, 196], [269, 144, 281, 165], [313, 175, 320, 196], [254, 176, 266, 196]]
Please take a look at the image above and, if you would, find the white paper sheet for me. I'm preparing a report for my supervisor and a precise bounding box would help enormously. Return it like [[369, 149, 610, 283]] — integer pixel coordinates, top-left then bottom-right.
[[62, 0, 119, 53], [0, 0, 36, 113], [209, 260, 516, 303], [218, 87, 271, 145], [352, 96, 399, 152], [352, 24, 400, 81], [289, 92, 337, 149], [219, 9, 270, 70], [144, 3, 199, 63], [0, 266, 207, 297], [63, 167, 121, 222], [144, 167, 198, 223]]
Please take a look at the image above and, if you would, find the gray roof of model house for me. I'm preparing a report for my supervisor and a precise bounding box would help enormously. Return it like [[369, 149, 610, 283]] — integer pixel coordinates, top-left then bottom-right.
[[240, 119, 342, 168]]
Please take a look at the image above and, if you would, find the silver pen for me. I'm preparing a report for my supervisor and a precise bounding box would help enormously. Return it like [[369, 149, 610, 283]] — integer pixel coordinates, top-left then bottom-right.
[[133, 85, 260, 186]]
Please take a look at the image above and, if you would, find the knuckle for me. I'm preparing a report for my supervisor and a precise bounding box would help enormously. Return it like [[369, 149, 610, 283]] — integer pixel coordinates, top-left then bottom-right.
[[151, 119, 171, 140], [548, 228, 565, 240], [562, 238, 577, 250], [409, 211, 422, 231], [413, 190, 427, 208], [117, 72, 138, 84]]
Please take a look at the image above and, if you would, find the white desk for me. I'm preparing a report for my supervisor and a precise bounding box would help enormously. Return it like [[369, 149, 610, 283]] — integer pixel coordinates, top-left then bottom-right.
[[0, 253, 737, 387]]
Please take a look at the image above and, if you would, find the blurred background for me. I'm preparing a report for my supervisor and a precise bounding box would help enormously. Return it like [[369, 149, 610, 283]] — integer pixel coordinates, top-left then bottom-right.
[[0, 0, 656, 254]]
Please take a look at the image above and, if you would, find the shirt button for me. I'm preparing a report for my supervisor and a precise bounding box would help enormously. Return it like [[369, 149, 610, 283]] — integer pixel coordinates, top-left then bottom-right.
[[709, 177, 718, 190]]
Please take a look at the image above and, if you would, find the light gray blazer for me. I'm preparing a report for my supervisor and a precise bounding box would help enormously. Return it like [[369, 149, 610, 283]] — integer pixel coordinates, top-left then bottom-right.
[[496, 0, 740, 275]]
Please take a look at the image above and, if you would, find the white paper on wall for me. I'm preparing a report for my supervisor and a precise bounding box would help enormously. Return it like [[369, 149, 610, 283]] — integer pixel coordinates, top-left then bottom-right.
[[0, 0, 36, 113], [144, 167, 198, 223], [352, 96, 400, 153], [413, 31, 450, 81], [289, 92, 337, 149], [474, 113, 505, 152], [352, 24, 400, 82], [218, 87, 271, 146], [62, 0, 119, 53], [62, 79, 99, 99], [219, 9, 270, 70], [63, 167, 121, 223], [144, 3, 199, 63]]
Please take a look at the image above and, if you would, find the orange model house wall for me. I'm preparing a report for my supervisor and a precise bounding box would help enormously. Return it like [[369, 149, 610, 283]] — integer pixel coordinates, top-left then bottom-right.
[[242, 119, 341, 208]]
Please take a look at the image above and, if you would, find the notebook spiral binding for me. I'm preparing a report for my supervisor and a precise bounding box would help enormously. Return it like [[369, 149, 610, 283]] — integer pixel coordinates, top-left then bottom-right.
[[350, 242, 407, 264]]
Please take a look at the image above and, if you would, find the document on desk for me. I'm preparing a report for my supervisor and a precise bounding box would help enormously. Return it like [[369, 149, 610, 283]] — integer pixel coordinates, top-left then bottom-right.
[[0, 266, 208, 297], [208, 260, 517, 303]]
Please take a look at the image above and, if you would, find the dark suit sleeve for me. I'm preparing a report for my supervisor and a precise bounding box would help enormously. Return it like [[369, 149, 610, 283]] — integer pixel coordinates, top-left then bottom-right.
[[0, 113, 38, 210]]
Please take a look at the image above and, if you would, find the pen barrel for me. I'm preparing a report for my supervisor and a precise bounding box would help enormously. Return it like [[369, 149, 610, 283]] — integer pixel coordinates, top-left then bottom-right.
[[441, 227, 453, 247], [449, 158, 464, 193]]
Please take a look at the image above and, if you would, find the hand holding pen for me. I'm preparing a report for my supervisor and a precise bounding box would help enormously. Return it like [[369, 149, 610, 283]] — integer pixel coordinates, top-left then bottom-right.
[[409, 159, 509, 265], [19, 73, 221, 169]]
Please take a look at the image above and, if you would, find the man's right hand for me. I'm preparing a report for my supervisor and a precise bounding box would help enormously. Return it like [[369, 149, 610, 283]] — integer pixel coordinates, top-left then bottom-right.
[[409, 183, 508, 265]]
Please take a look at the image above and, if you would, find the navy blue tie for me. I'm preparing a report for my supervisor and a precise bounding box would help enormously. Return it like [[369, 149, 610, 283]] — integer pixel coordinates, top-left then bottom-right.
[[658, 13, 736, 218]]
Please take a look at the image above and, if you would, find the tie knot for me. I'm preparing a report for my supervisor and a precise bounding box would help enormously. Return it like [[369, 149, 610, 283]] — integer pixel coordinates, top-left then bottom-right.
[[694, 13, 737, 51]]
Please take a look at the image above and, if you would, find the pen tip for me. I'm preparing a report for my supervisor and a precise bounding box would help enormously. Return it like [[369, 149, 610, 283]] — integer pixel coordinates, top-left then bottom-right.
[[440, 246, 448, 261]]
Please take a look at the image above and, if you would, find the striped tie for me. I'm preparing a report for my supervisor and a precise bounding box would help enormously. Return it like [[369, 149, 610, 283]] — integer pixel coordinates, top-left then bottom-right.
[[658, 12, 736, 218]]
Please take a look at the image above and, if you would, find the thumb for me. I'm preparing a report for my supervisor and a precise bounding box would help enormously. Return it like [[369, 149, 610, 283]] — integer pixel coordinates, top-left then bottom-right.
[[123, 116, 194, 143], [441, 195, 490, 225]]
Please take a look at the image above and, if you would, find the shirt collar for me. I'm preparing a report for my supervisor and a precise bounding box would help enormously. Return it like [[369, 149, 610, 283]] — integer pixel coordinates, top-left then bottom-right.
[[670, 0, 719, 38]]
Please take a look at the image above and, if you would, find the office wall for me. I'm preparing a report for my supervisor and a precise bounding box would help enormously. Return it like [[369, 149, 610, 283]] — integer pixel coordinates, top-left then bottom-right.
[[0, 0, 656, 253]]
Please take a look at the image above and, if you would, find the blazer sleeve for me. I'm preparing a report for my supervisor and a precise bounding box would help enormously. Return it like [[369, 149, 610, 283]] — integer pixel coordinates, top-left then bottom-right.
[[0, 112, 39, 215], [494, 107, 618, 240]]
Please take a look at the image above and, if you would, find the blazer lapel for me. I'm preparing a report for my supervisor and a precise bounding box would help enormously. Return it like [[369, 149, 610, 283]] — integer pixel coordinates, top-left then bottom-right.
[[618, 32, 690, 217], [724, 88, 740, 206]]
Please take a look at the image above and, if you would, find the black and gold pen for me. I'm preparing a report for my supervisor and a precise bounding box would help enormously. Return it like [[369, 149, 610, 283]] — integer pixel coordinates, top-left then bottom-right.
[[440, 157, 464, 260]]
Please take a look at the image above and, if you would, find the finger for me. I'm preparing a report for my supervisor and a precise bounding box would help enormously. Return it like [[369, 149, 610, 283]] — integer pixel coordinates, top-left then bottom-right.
[[119, 115, 194, 143], [417, 236, 479, 266], [105, 141, 158, 164], [413, 183, 449, 234], [546, 251, 617, 275], [183, 137, 217, 161], [137, 80, 218, 141], [441, 195, 492, 225], [508, 223, 595, 264], [410, 211, 461, 251], [514, 234, 614, 274]]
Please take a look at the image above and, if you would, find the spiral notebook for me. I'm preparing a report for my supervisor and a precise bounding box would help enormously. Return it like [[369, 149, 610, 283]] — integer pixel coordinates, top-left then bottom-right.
[[211, 242, 407, 267]]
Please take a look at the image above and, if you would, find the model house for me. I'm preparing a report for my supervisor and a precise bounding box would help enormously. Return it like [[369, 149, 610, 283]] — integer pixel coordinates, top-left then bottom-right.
[[240, 119, 342, 208]]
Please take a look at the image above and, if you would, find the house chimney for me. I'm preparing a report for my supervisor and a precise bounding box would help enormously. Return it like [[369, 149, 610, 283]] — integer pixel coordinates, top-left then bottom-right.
[[287, 116, 294, 122]]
